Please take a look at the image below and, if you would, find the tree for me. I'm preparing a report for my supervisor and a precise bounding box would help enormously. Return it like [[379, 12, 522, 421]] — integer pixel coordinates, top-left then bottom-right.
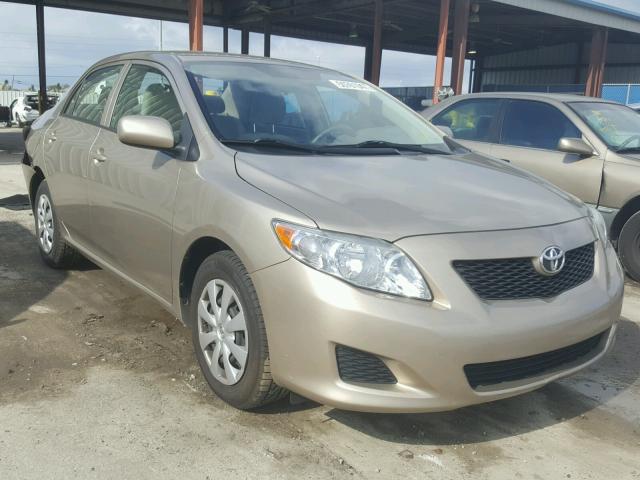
[[2, 80, 9, 91], [29, 84, 35, 91]]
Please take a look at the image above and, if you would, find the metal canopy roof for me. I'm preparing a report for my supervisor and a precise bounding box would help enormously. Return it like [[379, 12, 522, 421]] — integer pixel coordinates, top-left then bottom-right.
[[7, 0, 640, 58]]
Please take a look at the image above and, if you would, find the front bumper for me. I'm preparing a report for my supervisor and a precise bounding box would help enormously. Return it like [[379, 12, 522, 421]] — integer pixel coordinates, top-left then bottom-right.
[[252, 219, 624, 413]]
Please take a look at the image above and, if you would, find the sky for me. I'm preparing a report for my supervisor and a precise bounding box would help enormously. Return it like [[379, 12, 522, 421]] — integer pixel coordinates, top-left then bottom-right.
[[0, 1, 463, 91], [0, 0, 637, 91]]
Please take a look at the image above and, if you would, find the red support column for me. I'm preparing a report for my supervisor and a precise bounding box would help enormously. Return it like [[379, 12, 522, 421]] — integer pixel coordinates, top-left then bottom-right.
[[450, 0, 470, 96], [433, 0, 450, 103], [188, 0, 203, 52], [370, 0, 383, 86], [585, 27, 608, 97]]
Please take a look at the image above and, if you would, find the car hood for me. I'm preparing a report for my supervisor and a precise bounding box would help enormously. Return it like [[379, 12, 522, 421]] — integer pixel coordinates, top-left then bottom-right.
[[235, 150, 588, 241]]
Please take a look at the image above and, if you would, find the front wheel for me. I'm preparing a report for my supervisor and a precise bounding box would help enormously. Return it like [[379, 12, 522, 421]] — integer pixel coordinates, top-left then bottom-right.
[[190, 251, 287, 409], [618, 210, 640, 281]]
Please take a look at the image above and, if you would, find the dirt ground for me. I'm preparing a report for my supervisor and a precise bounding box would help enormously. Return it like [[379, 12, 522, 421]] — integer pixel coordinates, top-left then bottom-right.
[[1, 163, 639, 480]]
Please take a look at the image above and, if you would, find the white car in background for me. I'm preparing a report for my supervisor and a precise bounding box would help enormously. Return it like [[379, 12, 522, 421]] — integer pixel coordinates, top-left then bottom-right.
[[10, 95, 40, 127]]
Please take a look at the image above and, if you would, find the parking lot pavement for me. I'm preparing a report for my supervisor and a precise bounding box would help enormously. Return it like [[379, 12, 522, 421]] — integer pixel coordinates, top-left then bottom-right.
[[0, 163, 638, 480], [0, 128, 25, 165]]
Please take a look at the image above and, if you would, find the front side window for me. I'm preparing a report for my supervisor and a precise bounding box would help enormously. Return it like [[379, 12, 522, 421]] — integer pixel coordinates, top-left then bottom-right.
[[432, 99, 501, 142], [571, 102, 640, 153], [65, 65, 122, 124], [184, 60, 453, 155], [110, 64, 183, 140], [501, 100, 581, 151]]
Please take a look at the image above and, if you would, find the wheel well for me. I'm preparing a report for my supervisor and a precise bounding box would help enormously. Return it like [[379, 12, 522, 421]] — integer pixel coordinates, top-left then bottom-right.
[[29, 167, 45, 206], [179, 236, 232, 322], [610, 196, 640, 243]]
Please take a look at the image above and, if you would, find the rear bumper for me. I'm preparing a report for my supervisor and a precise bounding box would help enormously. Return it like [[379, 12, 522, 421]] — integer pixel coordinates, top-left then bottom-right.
[[251, 220, 624, 413]]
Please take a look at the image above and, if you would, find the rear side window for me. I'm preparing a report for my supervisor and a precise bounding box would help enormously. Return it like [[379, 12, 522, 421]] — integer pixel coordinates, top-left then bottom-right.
[[65, 65, 122, 125], [110, 64, 183, 140], [500, 100, 581, 150], [432, 99, 500, 142]]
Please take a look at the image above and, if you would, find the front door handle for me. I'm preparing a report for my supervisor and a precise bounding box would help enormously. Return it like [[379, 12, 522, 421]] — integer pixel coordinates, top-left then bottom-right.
[[92, 148, 107, 164], [47, 131, 57, 143]]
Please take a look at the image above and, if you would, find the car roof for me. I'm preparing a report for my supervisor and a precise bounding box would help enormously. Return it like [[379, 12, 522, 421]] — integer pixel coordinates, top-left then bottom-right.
[[92, 50, 346, 75], [447, 92, 616, 104]]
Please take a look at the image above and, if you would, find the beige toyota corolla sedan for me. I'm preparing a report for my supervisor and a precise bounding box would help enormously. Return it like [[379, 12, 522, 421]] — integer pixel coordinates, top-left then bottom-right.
[[22, 52, 623, 413]]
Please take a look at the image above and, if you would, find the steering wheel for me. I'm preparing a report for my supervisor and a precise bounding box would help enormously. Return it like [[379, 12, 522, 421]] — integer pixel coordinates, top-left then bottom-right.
[[311, 124, 356, 144], [617, 134, 640, 151]]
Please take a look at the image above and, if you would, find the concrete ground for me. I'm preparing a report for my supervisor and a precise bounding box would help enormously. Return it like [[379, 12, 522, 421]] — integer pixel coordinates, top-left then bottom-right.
[[0, 162, 639, 480]]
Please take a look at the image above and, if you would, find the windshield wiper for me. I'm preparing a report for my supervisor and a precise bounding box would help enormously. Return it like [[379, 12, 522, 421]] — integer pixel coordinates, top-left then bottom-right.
[[326, 140, 449, 155], [222, 138, 324, 154]]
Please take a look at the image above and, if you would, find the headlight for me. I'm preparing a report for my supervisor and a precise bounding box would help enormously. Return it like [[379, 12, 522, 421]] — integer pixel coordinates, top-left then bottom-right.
[[588, 206, 608, 244], [272, 221, 432, 301]]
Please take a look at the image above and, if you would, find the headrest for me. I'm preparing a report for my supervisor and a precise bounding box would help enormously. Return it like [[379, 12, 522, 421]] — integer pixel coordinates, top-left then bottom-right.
[[204, 95, 225, 115], [144, 83, 170, 96], [250, 93, 285, 125]]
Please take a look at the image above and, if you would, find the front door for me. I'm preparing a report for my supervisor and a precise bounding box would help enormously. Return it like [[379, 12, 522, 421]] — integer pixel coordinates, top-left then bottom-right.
[[88, 63, 186, 302], [491, 99, 604, 204], [42, 64, 122, 247]]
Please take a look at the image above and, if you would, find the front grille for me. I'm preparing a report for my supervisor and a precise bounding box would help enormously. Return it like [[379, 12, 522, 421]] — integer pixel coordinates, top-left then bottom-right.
[[336, 345, 397, 384], [464, 331, 606, 390], [453, 242, 594, 300]]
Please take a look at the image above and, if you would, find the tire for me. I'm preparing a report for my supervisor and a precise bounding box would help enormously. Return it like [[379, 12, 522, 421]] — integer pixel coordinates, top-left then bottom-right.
[[34, 180, 81, 269], [190, 251, 287, 410], [618, 210, 640, 281]]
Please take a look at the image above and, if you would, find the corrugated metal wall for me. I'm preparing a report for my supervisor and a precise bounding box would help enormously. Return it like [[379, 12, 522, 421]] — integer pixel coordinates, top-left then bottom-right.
[[0, 90, 33, 107], [481, 42, 640, 88]]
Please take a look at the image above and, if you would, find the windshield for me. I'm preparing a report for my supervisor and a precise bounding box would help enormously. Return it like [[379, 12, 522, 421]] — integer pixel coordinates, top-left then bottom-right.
[[183, 60, 452, 154], [570, 102, 640, 152]]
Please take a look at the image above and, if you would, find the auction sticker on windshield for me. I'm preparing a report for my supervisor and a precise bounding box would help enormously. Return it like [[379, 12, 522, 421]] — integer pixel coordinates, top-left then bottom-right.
[[329, 79, 375, 91]]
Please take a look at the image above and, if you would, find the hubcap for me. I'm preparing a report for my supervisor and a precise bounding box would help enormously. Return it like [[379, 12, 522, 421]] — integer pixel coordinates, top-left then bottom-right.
[[37, 194, 54, 254], [198, 279, 248, 385]]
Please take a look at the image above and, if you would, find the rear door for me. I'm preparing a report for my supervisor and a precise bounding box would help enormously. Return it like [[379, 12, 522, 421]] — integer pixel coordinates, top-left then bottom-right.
[[41, 64, 122, 246], [491, 99, 604, 204], [430, 98, 503, 157], [88, 62, 187, 302]]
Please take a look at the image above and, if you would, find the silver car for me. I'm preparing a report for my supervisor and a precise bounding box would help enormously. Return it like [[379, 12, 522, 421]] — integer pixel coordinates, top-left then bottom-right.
[[423, 93, 640, 281], [22, 53, 623, 412]]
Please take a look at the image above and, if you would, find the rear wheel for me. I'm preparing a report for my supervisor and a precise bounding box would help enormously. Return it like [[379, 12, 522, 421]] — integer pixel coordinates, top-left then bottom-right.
[[618, 210, 640, 281], [190, 251, 287, 409], [34, 180, 80, 268]]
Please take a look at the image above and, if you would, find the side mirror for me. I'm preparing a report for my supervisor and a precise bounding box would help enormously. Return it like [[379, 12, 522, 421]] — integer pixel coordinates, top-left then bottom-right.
[[557, 137, 594, 157], [117, 115, 175, 150], [436, 125, 454, 137]]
